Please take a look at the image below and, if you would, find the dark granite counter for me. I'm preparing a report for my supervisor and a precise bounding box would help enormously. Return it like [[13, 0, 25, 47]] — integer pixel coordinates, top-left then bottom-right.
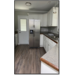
[[40, 32, 59, 43]]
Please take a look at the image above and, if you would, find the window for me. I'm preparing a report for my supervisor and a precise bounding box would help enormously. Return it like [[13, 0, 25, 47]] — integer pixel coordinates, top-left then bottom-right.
[[20, 19, 26, 31]]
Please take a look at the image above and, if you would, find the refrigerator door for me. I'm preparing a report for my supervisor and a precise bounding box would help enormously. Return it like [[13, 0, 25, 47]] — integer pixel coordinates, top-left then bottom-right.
[[29, 19, 34, 47], [33, 20, 40, 47]]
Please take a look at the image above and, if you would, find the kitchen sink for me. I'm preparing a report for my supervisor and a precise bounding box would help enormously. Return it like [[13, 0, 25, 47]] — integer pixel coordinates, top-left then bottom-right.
[[48, 33, 54, 36], [48, 33, 58, 39]]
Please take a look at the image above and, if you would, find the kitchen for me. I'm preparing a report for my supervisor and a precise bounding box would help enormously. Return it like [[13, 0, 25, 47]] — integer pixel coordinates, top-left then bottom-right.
[[14, 0, 59, 74]]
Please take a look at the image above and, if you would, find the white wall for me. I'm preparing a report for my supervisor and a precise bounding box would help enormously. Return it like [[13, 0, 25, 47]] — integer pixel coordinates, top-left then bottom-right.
[[14, 11, 47, 31], [57, 7, 59, 31], [15, 11, 28, 31]]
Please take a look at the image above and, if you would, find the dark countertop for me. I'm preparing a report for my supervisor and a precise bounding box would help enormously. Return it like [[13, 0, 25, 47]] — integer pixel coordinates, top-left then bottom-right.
[[40, 32, 59, 43]]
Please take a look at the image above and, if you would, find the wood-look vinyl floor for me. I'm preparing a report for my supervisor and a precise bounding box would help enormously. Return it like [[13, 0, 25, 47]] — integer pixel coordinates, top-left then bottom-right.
[[14, 45, 46, 74]]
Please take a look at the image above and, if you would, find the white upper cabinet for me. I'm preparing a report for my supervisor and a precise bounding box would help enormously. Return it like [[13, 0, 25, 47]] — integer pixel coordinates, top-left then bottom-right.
[[52, 7, 58, 26], [28, 14, 47, 27], [57, 7, 59, 31], [47, 7, 58, 26], [47, 11, 50, 26], [39, 14, 47, 27], [39, 14, 43, 27], [42, 14, 47, 27]]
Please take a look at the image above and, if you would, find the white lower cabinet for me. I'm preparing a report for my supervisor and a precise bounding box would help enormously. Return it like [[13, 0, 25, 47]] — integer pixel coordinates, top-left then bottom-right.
[[40, 34, 43, 47], [43, 35, 46, 51], [41, 61, 58, 73], [43, 35, 56, 52], [47, 38, 56, 51], [46, 42, 48, 52]]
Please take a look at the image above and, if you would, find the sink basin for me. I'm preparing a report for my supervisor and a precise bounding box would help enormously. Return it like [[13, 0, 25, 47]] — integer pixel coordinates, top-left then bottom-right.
[[48, 34, 54, 36]]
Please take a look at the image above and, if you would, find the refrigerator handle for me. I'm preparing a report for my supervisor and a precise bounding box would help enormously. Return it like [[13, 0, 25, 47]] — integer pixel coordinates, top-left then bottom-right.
[[33, 30, 35, 37], [33, 25, 35, 37]]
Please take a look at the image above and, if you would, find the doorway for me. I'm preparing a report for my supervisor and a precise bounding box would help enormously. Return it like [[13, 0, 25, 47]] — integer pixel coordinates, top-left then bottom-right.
[[18, 15, 29, 44]]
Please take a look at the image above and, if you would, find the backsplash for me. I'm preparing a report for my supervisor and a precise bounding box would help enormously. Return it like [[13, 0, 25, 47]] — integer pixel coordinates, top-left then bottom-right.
[[40, 27, 58, 34], [48, 27, 58, 34], [40, 27, 49, 33]]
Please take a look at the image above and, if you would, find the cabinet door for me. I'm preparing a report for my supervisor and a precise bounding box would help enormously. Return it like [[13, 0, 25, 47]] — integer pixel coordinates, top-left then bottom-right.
[[42, 14, 44, 26], [45, 42, 48, 52], [45, 37, 49, 52], [52, 7, 58, 26], [49, 11, 51, 26], [47, 11, 50, 26], [43, 14, 47, 26], [49, 39, 56, 49], [44, 37, 46, 51], [57, 7, 59, 31], [47, 8, 52, 26], [50, 8, 53, 26], [39, 14, 43, 27], [43, 35, 45, 48], [46, 37, 49, 52], [43, 35, 46, 51], [40, 34, 43, 47], [47, 40, 51, 52]]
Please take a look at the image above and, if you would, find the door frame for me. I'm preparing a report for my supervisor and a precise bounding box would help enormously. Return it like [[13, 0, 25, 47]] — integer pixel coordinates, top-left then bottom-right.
[[18, 15, 29, 45]]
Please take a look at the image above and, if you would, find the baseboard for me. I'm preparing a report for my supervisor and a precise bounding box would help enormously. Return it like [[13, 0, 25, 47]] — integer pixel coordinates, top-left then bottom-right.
[[17, 44, 29, 45]]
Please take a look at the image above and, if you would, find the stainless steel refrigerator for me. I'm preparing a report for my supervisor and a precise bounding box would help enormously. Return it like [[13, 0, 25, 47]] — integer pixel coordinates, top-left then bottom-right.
[[29, 19, 40, 47]]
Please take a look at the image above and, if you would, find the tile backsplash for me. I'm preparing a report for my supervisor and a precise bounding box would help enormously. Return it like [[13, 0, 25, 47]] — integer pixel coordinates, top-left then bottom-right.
[[48, 27, 58, 34], [40, 27, 49, 33], [40, 27, 58, 34]]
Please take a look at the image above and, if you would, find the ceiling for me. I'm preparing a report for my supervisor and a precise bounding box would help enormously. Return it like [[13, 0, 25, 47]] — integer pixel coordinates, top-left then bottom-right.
[[15, 1, 59, 11]]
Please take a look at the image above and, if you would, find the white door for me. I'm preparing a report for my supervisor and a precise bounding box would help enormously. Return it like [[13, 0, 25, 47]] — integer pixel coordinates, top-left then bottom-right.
[[18, 16, 29, 44]]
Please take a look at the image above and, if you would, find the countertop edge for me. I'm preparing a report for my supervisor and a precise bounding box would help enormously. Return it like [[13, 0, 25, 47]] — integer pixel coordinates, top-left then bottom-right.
[[40, 33, 58, 43], [40, 57, 59, 71]]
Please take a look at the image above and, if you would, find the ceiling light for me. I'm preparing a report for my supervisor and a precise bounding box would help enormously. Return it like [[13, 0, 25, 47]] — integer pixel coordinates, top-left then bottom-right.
[[25, 2, 31, 6]]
